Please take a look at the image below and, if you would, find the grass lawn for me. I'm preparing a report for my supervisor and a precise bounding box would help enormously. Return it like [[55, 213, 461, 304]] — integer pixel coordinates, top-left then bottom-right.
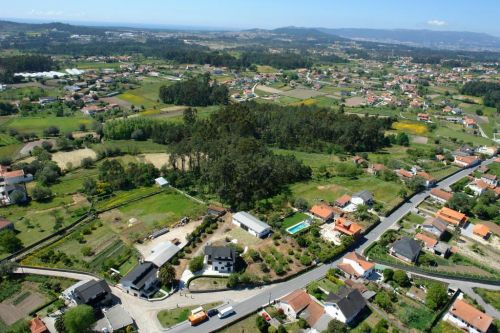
[[316, 277, 344, 294], [91, 139, 169, 154], [395, 297, 434, 331], [473, 288, 500, 311], [48, 167, 99, 195], [0, 133, 19, 146], [433, 124, 493, 146], [218, 313, 259, 333], [73, 61, 124, 70], [0, 143, 23, 159], [272, 148, 340, 174], [188, 277, 229, 291], [487, 162, 500, 178], [350, 307, 383, 333], [1, 116, 92, 136], [117, 189, 205, 226], [95, 186, 161, 210], [432, 321, 465, 333], [282, 212, 310, 229], [291, 175, 403, 209], [157, 302, 222, 328]]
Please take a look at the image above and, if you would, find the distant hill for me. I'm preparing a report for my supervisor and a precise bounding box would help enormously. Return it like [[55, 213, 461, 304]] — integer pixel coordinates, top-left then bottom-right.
[[270, 26, 346, 41], [318, 28, 500, 51]]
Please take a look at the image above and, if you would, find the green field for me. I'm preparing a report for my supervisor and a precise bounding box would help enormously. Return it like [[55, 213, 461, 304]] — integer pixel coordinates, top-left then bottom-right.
[[1, 116, 92, 136], [473, 288, 500, 311], [95, 186, 161, 210], [0, 133, 19, 146], [117, 189, 205, 226], [118, 78, 170, 109], [290, 175, 404, 209], [92, 139, 169, 154], [434, 124, 493, 146]]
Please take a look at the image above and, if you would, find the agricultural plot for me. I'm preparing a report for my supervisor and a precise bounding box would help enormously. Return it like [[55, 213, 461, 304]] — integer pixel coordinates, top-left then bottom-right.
[[1, 116, 92, 136], [51, 148, 97, 170], [118, 78, 170, 109], [0, 133, 18, 146], [91, 139, 169, 154]]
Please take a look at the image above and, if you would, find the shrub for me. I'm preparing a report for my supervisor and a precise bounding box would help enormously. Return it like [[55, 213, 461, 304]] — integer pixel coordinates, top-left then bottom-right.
[[189, 255, 204, 272]]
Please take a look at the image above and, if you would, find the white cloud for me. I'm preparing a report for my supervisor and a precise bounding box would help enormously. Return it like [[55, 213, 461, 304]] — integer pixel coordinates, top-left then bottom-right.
[[28, 9, 64, 17], [427, 19, 447, 27]]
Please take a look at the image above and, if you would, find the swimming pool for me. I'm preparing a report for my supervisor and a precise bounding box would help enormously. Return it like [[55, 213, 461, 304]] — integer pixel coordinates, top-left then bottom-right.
[[286, 220, 311, 234]]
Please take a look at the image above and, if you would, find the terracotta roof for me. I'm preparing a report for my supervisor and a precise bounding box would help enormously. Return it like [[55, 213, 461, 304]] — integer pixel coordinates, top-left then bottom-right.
[[430, 188, 452, 202], [302, 298, 325, 328], [335, 218, 362, 236], [436, 207, 468, 226], [449, 299, 492, 333], [1, 169, 24, 178], [472, 180, 490, 190], [416, 171, 435, 181], [335, 194, 352, 207], [370, 164, 385, 172], [30, 317, 48, 333], [344, 251, 374, 271], [415, 233, 438, 248], [337, 263, 358, 277], [398, 169, 414, 178], [281, 289, 312, 313], [0, 217, 13, 229], [473, 224, 490, 237], [454, 155, 479, 166], [310, 203, 336, 220]]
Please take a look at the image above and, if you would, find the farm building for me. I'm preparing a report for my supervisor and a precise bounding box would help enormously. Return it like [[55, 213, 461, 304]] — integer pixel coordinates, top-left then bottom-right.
[[232, 211, 271, 238]]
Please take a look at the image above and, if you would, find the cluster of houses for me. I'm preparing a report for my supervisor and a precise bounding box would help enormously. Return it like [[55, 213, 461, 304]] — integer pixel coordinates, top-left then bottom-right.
[[32, 279, 135, 333], [0, 165, 33, 206], [308, 190, 374, 244], [275, 249, 494, 333]]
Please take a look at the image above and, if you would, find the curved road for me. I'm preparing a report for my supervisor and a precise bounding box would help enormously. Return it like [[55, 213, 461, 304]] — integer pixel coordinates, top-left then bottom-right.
[[14, 157, 499, 333]]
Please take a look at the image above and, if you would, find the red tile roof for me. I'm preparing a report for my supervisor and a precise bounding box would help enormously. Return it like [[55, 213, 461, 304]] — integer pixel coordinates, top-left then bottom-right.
[[30, 317, 48, 333], [449, 299, 492, 333], [310, 203, 336, 220], [430, 188, 452, 202]]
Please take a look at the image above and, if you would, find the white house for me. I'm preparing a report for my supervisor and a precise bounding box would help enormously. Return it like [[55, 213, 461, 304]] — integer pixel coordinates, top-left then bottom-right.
[[480, 174, 497, 187], [351, 190, 374, 206], [145, 241, 180, 268], [203, 246, 236, 273], [444, 297, 492, 333], [337, 252, 374, 279], [232, 211, 271, 238], [119, 262, 158, 297], [324, 287, 366, 324]]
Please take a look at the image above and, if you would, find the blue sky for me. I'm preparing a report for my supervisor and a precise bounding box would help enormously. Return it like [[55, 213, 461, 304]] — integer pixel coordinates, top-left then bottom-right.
[[2, 0, 500, 36]]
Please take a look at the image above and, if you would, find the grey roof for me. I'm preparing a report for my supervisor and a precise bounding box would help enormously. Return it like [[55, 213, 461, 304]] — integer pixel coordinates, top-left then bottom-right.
[[205, 246, 236, 261], [104, 305, 134, 330], [352, 190, 373, 202], [233, 211, 270, 234], [74, 279, 111, 304], [120, 262, 157, 290], [325, 286, 366, 320], [434, 242, 450, 254], [145, 242, 180, 268], [428, 218, 447, 233], [392, 237, 421, 261]]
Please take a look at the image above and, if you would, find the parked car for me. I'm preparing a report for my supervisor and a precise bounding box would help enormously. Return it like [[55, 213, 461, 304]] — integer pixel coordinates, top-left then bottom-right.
[[262, 312, 270, 321], [207, 309, 219, 317]]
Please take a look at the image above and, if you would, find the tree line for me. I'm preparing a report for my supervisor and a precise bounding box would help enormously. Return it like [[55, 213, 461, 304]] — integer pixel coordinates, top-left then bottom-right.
[[159, 74, 229, 106], [103, 103, 392, 208], [0, 54, 54, 83], [461, 81, 500, 110]]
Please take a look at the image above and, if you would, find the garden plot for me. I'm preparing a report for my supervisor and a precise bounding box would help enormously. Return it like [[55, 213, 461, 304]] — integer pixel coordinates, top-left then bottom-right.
[[51, 148, 97, 170], [0, 282, 47, 325]]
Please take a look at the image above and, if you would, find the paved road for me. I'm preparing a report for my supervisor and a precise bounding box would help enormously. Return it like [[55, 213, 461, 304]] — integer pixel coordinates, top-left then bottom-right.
[[169, 157, 498, 333], [14, 266, 98, 282]]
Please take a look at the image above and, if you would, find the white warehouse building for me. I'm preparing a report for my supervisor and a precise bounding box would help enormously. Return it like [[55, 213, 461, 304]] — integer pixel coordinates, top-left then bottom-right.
[[232, 211, 271, 238]]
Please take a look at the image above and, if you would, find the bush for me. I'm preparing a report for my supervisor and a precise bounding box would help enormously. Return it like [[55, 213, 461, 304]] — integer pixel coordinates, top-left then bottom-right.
[[189, 255, 204, 272], [300, 255, 312, 266], [32, 185, 53, 202]]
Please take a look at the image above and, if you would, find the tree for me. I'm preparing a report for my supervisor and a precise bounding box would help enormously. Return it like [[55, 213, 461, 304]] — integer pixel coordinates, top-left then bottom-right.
[[393, 270, 410, 287], [326, 319, 348, 333], [55, 315, 66, 333], [255, 315, 269, 333], [277, 325, 287, 333], [293, 197, 309, 211], [32, 185, 52, 202], [447, 192, 475, 214], [374, 292, 393, 312], [0, 261, 16, 281], [407, 176, 425, 192], [383, 268, 394, 282], [0, 230, 23, 253], [9, 190, 26, 205], [372, 319, 389, 333], [63, 304, 95, 333], [81, 157, 93, 169], [426, 283, 448, 310], [189, 255, 204, 272], [158, 263, 176, 287]]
